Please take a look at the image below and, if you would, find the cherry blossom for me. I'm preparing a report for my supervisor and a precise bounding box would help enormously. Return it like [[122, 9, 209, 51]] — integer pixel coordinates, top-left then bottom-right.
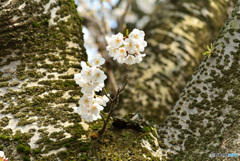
[[106, 28, 147, 65]]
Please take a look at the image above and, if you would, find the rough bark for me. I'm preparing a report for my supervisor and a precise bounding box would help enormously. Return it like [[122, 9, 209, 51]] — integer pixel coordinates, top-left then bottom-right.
[[0, 0, 87, 160], [1, 0, 240, 160], [155, 1, 240, 160], [119, 0, 237, 123]]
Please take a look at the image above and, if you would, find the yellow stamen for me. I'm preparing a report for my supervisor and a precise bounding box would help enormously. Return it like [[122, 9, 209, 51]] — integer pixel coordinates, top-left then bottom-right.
[[120, 49, 124, 53], [84, 99, 89, 104]]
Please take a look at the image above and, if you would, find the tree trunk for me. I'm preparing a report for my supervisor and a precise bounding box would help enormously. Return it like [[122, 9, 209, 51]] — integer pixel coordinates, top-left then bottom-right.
[[0, 0, 87, 160], [119, 0, 237, 123], [156, 1, 240, 159], [1, 0, 240, 160]]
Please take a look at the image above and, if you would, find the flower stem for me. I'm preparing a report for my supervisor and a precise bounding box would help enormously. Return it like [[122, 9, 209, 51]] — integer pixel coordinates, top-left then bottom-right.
[[98, 65, 128, 137]]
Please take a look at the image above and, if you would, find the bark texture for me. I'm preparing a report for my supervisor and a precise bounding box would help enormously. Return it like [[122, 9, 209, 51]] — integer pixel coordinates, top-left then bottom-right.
[[154, 1, 240, 159], [1, 0, 240, 160], [119, 0, 237, 123], [0, 0, 87, 160]]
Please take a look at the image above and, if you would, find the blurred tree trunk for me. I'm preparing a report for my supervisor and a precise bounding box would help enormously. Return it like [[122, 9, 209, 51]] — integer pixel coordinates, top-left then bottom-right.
[[0, 0, 87, 160], [119, 0, 237, 123]]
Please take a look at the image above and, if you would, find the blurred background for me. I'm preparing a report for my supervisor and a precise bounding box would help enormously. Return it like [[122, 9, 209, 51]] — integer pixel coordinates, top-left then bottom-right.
[[75, 0, 237, 123]]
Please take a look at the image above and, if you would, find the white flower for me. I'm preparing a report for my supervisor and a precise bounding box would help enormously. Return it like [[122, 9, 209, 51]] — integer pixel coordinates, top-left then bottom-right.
[[81, 111, 98, 122], [134, 40, 147, 52], [0, 151, 4, 157], [108, 33, 124, 48], [74, 73, 85, 86], [80, 61, 88, 69], [107, 46, 118, 57], [135, 52, 146, 63], [91, 103, 103, 116], [93, 82, 105, 92], [95, 95, 109, 106], [90, 54, 105, 67], [75, 100, 99, 122], [81, 82, 94, 94], [124, 55, 136, 65], [80, 63, 93, 81], [95, 97, 103, 105], [79, 95, 93, 107], [102, 95, 109, 106], [92, 68, 107, 83], [73, 28, 147, 123], [115, 47, 127, 63], [129, 28, 145, 41], [124, 38, 137, 54]]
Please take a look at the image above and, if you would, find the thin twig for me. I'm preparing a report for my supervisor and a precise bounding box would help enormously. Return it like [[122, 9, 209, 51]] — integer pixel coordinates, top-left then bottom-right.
[[103, 87, 113, 101], [113, 94, 120, 110], [100, 113, 106, 124], [98, 64, 129, 137]]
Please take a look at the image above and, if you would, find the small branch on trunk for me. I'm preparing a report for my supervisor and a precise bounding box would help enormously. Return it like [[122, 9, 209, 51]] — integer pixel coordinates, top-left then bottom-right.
[[98, 65, 129, 137]]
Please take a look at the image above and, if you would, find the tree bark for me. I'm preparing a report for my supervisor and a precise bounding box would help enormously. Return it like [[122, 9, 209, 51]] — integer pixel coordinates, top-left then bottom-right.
[[155, 1, 240, 159], [1, 0, 240, 160], [0, 0, 87, 160], [119, 0, 237, 123]]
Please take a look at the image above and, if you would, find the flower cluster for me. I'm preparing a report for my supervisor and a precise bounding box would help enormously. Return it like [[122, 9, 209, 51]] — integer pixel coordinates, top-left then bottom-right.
[[106, 29, 147, 65], [73, 54, 109, 122], [0, 151, 8, 161], [73, 29, 147, 124]]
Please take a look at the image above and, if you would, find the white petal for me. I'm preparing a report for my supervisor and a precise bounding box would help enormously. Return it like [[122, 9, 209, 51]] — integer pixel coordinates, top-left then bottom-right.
[[0, 151, 4, 157]]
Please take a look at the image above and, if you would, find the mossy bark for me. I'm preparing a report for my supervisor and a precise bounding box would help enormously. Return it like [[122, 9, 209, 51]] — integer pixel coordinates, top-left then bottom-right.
[[1, 0, 240, 160], [0, 0, 88, 160], [155, 1, 240, 160], [119, 0, 237, 123]]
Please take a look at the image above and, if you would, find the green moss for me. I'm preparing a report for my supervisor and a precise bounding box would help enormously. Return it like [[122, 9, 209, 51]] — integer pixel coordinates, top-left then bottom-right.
[[23, 155, 30, 161], [32, 21, 40, 27], [9, 82, 20, 87], [60, 151, 67, 155], [65, 143, 71, 148], [0, 82, 9, 87], [143, 126, 151, 132], [59, 0, 62, 5], [17, 144, 31, 155], [42, 19, 49, 26], [80, 154, 88, 161], [17, 144, 26, 152], [14, 135, 21, 141], [0, 135, 10, 141], [23, 35, 29, 41], [0, 76, 12, 82], [33, 149, 40, 154], [36, 107, 41, 111], [47, 74, 55, 78]]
